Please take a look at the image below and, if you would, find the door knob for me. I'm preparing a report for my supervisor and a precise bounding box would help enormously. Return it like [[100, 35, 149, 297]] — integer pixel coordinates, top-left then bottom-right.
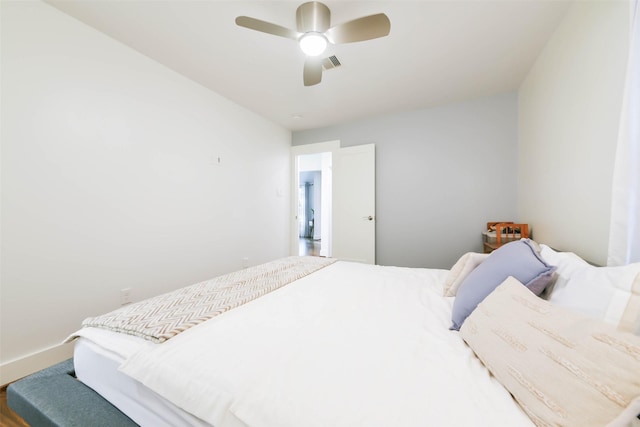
[[363, 216, 374, 221]]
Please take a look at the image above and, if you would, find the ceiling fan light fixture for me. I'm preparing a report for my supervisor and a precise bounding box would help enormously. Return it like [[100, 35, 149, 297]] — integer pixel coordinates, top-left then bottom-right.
[[299, 32, 327, 56]]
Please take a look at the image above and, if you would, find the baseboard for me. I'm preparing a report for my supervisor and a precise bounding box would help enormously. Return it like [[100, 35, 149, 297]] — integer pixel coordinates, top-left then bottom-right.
[[0, 343, 74, 386]]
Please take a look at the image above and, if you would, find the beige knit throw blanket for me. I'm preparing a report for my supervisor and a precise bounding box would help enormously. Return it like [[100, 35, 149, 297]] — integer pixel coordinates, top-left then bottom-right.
[[80, 256, 337, 343]]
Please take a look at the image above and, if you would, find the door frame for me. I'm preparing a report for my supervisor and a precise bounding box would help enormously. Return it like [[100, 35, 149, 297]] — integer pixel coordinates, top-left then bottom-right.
[[290, 141, 340, 256]]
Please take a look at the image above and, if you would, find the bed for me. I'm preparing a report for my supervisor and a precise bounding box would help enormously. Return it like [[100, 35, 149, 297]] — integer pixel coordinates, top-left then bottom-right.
[[49, 241, 640, 425]]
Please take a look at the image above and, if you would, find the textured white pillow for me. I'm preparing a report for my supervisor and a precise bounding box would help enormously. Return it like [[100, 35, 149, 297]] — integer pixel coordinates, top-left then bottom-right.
[[442, 252, 490, 297], [460, 277, 640, 427]]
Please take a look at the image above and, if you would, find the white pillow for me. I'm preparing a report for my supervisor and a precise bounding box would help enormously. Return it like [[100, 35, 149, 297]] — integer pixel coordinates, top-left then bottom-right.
[[614, 272, 640, 334], [540, 244, 640, 333], [442, 252, 490, 297]]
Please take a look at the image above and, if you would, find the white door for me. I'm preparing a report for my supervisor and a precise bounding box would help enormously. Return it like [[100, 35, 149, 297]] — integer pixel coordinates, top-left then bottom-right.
[[332, 144, 376, 264]]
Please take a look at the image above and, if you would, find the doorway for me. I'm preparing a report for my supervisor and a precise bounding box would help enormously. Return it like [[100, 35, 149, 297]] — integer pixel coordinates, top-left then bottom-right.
[[290, 141, 375, 263], [291, 141, 339, 257], [296, 152, 332, 257]]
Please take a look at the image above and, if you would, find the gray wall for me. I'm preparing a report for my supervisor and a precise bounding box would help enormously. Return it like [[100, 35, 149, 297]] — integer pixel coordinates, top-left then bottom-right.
[[293, 93, 518, 269]]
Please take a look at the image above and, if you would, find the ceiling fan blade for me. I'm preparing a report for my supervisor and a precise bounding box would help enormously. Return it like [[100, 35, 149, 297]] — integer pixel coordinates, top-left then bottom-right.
[[235, 16, 300, 41], [303, 58, 323, 86], [325, 13, 390, 44]]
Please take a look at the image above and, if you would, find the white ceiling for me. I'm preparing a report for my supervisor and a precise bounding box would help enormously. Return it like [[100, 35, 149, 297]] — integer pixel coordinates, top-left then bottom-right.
[[47, 0, 571, 131]]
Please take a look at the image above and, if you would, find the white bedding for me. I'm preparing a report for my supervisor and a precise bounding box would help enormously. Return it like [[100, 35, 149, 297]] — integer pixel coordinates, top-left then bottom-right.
[[74, 337, 210, 427], [75, 261, 534, 427]]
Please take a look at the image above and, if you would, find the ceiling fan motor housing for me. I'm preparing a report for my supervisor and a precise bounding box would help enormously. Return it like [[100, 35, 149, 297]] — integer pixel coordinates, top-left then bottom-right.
[[297, 2, 331, 34]]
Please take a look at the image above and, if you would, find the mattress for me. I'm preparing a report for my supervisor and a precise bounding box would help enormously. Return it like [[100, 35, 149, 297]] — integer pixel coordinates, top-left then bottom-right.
[[74, 334, 209, 427], [72, 260, 535, 427]]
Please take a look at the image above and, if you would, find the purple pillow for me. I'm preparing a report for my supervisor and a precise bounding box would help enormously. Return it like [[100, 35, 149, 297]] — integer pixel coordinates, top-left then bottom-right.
[[450, 239, 556, 331]]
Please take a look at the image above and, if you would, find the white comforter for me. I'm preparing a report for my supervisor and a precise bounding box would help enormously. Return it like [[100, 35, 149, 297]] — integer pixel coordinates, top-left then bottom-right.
[[97, 261, 534, 427]]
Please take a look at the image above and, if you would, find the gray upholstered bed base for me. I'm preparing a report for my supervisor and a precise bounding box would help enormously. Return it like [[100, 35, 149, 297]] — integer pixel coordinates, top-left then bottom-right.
[[7, 359, 138, 427]]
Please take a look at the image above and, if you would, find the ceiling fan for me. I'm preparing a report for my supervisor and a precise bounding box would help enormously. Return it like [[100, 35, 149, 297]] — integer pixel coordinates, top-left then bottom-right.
[[235, 2, 391, 86]]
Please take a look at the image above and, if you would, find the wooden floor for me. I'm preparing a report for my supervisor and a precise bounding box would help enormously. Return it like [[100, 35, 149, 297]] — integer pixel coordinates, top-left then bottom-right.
[[0, 386, 29, 427], [299, 238, 321, 257]]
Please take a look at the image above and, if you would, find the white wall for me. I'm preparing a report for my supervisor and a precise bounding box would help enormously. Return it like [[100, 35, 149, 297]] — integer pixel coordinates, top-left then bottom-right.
[[293, 93, 518, 269], [518, 0, 630, 265], [1, 1, 291, 384]]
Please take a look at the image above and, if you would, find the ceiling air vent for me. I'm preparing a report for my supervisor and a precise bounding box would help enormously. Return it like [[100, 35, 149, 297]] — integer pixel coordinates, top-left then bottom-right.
[[322, 55, 341, 70]]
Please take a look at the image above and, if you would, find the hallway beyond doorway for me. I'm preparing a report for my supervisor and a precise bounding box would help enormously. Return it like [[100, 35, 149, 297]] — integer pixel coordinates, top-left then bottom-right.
[[299, 238, 321, 257]]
